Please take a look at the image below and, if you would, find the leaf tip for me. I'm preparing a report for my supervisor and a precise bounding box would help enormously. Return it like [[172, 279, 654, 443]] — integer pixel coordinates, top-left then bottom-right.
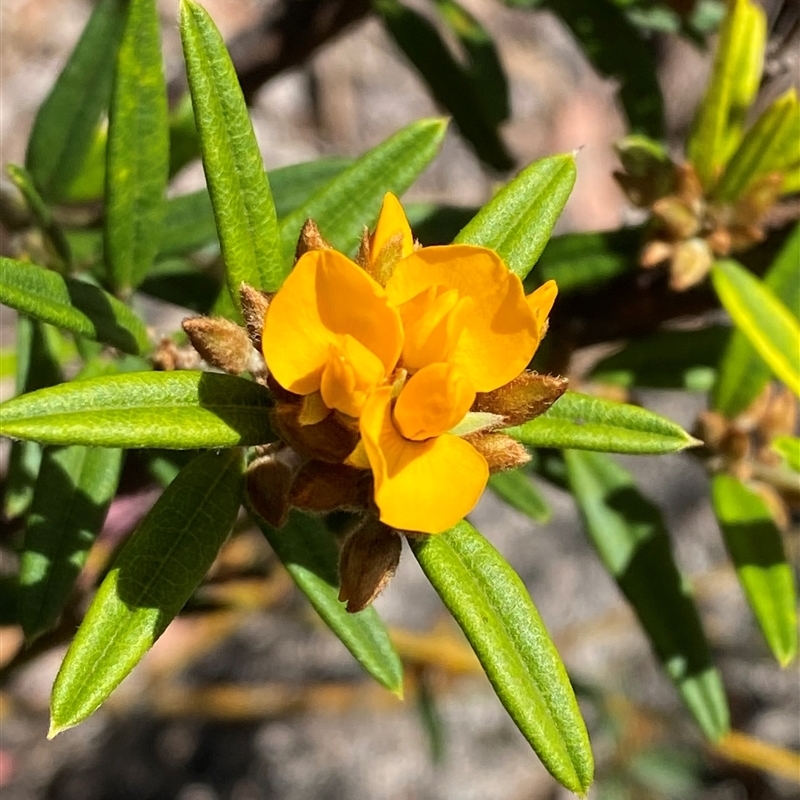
[[47, 719, 69, 740], [684, 435, 704, 450]]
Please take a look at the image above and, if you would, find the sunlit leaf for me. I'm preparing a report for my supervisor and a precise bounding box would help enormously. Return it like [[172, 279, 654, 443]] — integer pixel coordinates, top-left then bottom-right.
[[0, 258, 150, 355], [504, 392, 700, 454], [50, 448, 244, 734], [105, 0, 169, 293], [180, 0, 284, 302], [279, 119, 447, 265], [772, 436, 800, 474], [456, 153, 576, 279], [712, 473, 797, 666], [410, 521, 594, 794], [19, 445, 124, 641], [24, 0, 127, 201], [713, 226, 800, 416], [0, 371, 273, 449], [711, 259, 800, 399], [687, 0, 766, 189]]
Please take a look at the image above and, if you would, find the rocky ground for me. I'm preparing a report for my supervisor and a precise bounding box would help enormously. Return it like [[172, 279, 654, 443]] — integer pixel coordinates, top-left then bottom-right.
[[1, 1, 798, 798]]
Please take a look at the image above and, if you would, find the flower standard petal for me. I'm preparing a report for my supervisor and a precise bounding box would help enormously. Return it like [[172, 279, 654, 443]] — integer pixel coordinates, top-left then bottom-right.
[[386, 245, 539, 392], [360, 386, 489, 534], [263, 249, 403, 395], [526, 279, 558, 339], [393, 363, 475, 441], [371, 192, 414, 264]]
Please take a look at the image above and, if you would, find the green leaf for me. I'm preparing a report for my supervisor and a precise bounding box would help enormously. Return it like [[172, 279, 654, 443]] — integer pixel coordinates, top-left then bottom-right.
[[2, 316, 61, 520], [158, 157, 353, 258], [711, 259, 800, 399], [0, 371, 274, 449], [504, 392, 700, 454], [19, 445, 124, 641], [590, 326, 728, 391], [409, 522, 594, 794], [564, 450, 730, 740], [255, 512, 403, 694], [527, 227, 639, 294], [687, 0, 766, 189], [0, 258, 150, 355], [712, 473, 797, 666], [180, 0, 284, 303], [279, 119, 447, 266], [772, 436, 800, 474], [487, 469, 551, 523], [6, 165, 72, 268], [713, 227, 800, 416], [375, 0, 512, 171], [24, 0, 127, 201], [542, 0, 664, 138], [49, 448, 244, 734], [716, 89, 800, 202], [104, 0, 169, 294], [455, 153, 576, 279]]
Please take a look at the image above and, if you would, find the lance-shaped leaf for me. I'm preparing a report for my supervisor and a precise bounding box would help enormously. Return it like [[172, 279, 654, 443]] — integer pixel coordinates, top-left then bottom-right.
[[3, 316, 61, 520], [0, 371, 273, 449], [504, 392, 700, 455], [49, 448, 244, 734], [716, 89, 800, 202], [409, 522, 594, 794], [542, 0, 664, 138], [589, 326, 728, 391], [180, 0, 283, 302], [375, 0, 512, 171], [687, 0, 766, 189], [712, 474, 797, 666], [19, 445, 124, 641], [279, 119, 447, 265], [564, 450, 730, 740], [713, 226, 800, 416], [455, 153, 576, 280], [6, 165, 71, 268], [105, 0, 169, 294], [487, 469, 551, 523], [0, 258, 150, 355], [158, 157, 353, 258], [254, 512, 403, 694], [711, 259, 800, 399], [24, 0, 127, 201], [527, 227, 639, 295]]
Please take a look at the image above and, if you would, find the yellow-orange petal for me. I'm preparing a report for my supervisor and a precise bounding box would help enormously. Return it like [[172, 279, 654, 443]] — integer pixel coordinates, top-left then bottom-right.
[[263, 249, 403, 395], [320, 334, 386, 418], [393, 363, 475, 441], [526, 279, 557, 338], [360, 386, 489, 534], [386, 245, 538, 392], [371, 192, 414, 264], [397, 286, 473, 371]]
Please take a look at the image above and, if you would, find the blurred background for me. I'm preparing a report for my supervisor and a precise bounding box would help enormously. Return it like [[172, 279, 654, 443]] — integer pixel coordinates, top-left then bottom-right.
[[0, 0, 798, 798]]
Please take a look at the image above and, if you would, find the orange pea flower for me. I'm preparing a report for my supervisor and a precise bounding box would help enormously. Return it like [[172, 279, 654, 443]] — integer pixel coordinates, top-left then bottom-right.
[[262, 193, 557, 534]]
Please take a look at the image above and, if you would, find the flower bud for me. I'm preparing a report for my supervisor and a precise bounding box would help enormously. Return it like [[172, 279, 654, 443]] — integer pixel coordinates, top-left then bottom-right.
[[338, 518, 401, 613], [463, 432, 530, 473], [182, 316, 260, 375], [246, 449, 297, 528], [473, 371, 568, 427], [272, 400, 360, 464], [295, 219, 333, 261], [239, 282, 271, 352], [289, 461, 371, 514]]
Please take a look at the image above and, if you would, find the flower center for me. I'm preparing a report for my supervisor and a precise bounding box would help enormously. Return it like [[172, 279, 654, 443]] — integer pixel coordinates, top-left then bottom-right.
[[397, 285, 473, 372], [392, 363, 475, 441], [320, 334, 386, 418]]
